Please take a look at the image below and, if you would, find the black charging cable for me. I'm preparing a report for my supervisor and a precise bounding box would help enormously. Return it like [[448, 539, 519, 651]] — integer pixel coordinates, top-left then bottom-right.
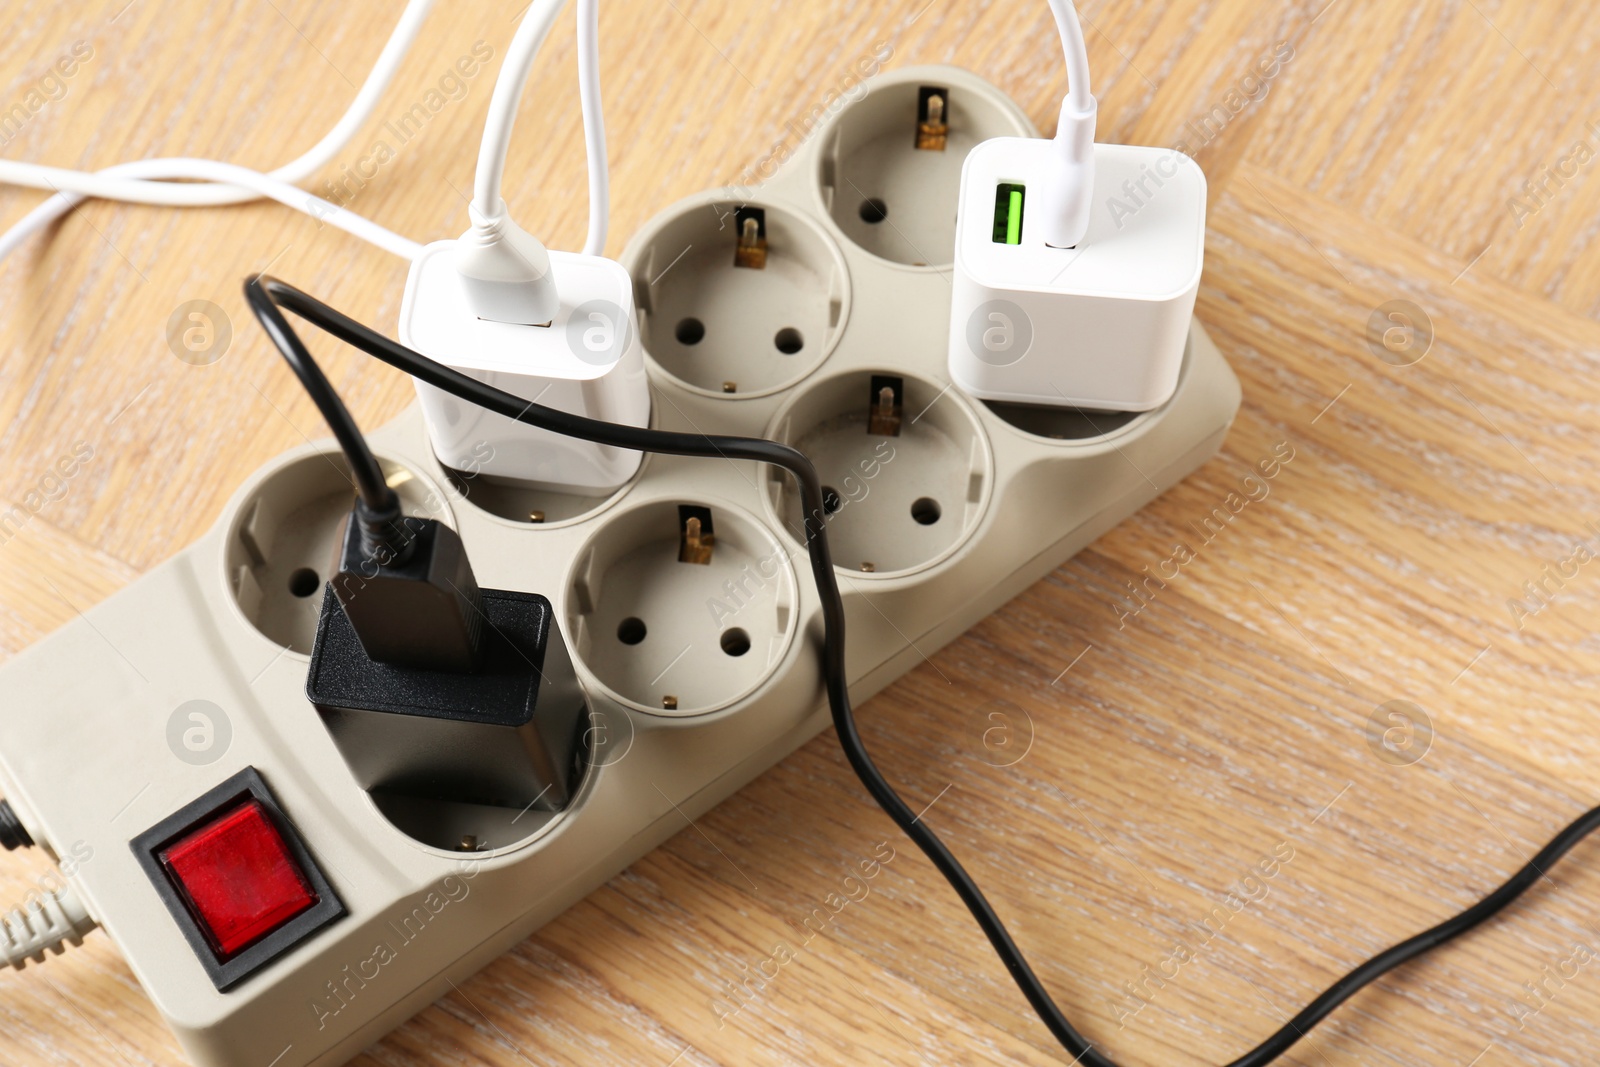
[[246, 280, 413, 565], [246, 274, 1600, 1066]]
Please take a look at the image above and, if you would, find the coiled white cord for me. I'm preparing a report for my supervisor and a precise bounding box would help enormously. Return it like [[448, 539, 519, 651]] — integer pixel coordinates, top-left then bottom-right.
[[0, 0, 436, 265]]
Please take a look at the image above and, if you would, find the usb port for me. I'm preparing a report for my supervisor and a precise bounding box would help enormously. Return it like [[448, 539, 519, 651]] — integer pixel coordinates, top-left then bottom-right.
[[991, 183, 1025, 244]]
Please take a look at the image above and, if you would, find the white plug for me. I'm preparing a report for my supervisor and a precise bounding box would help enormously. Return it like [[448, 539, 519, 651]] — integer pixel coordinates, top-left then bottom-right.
[[454, 206, 561, 327], [1035, 94, 1098, 249], [400, 241, 649, 494]]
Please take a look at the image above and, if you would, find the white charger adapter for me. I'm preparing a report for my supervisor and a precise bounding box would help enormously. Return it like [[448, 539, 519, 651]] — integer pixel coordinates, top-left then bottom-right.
[[948, 138, 1207, 412], [399, 241, 649, 495], [394, 0, 647, 497]]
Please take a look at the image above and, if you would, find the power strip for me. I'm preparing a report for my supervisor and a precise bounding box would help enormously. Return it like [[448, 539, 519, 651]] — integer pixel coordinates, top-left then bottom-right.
[[0, 65, 1238, 1066]]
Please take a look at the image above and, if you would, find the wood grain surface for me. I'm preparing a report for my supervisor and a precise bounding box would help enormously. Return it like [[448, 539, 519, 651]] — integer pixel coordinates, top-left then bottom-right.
[[2, 0, 1599, 1064]]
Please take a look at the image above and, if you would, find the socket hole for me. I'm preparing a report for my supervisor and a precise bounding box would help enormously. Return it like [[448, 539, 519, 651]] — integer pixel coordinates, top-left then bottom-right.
[[858, 198, 889, 224], [720, 628, 751, 657], [288, 568, 320, 598], [821, 486, 843, 514], [911, 498, 942, 526], [441, 464, 629, 527], [675, 317, 706, 346], [775, 328, 804, 355], [617, 617, 648, 645]]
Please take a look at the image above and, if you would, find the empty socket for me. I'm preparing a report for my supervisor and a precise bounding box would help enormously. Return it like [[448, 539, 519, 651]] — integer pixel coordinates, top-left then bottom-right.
[[566, 500, 798, 716], [630, 200, 849, 397], [223, 452, 452, 653], [819, 81, 1026, 266], [765, 370, 993, 577]]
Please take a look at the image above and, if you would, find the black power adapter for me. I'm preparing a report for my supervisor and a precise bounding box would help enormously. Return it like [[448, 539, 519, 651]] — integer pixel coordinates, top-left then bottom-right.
[[307, 512, 588, 814]]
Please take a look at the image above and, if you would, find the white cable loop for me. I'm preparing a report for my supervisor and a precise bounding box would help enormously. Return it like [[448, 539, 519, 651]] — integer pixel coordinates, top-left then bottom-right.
[[0, 0, 610, 266], [0, 0, 436, 264], [0, 160, 423, 260]]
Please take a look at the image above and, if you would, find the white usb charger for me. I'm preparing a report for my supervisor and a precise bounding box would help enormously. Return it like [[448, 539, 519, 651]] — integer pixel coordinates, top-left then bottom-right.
[[401, 0, 649, 494], [948, 0, 1207, 413]]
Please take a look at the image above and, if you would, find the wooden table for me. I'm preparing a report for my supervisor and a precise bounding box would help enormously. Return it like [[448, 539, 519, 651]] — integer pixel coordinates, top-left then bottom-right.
[[2, 0, 1598, 1063]]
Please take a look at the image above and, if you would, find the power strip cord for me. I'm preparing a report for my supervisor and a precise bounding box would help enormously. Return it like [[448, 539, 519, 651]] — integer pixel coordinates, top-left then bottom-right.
[[244, 275, 1600, 1065], [0, 884, 95, 971], [0, 801, 33, 851]]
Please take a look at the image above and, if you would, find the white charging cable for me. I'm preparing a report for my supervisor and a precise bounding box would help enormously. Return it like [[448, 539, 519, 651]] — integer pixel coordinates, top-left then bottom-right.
[[0, 0, 435, 266], [577, 0, 609, 257], [0, 159, 423, 260], [0, 0, 609, 273], [454, 0, 570, 324], [0, 0, 434, 209], [457, 0, 611, 322], [1037, 0, 1098, 249]]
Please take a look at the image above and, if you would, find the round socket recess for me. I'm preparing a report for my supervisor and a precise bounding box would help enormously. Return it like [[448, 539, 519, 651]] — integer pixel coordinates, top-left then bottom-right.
[[627, 199, 850, 398], [437, 458, 642, 529], [817, 80, 1030, 268], [565, 499, 799, 717], [366, 765, 593, 857], [222, 451, 453, 653], [764, 369, 994, 578]]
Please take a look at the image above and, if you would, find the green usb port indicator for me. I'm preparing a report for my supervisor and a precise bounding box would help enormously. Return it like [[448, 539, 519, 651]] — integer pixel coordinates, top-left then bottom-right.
[[991, 182, 1025, 244]]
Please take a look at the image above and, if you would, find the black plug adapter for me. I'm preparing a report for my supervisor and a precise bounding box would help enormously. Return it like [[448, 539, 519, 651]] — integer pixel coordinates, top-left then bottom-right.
[[306, 505, 588, 815]]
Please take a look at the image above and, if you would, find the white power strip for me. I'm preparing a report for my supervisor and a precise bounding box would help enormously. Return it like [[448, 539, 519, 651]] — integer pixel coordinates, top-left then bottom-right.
[[0, 66, 1238, 1066]]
